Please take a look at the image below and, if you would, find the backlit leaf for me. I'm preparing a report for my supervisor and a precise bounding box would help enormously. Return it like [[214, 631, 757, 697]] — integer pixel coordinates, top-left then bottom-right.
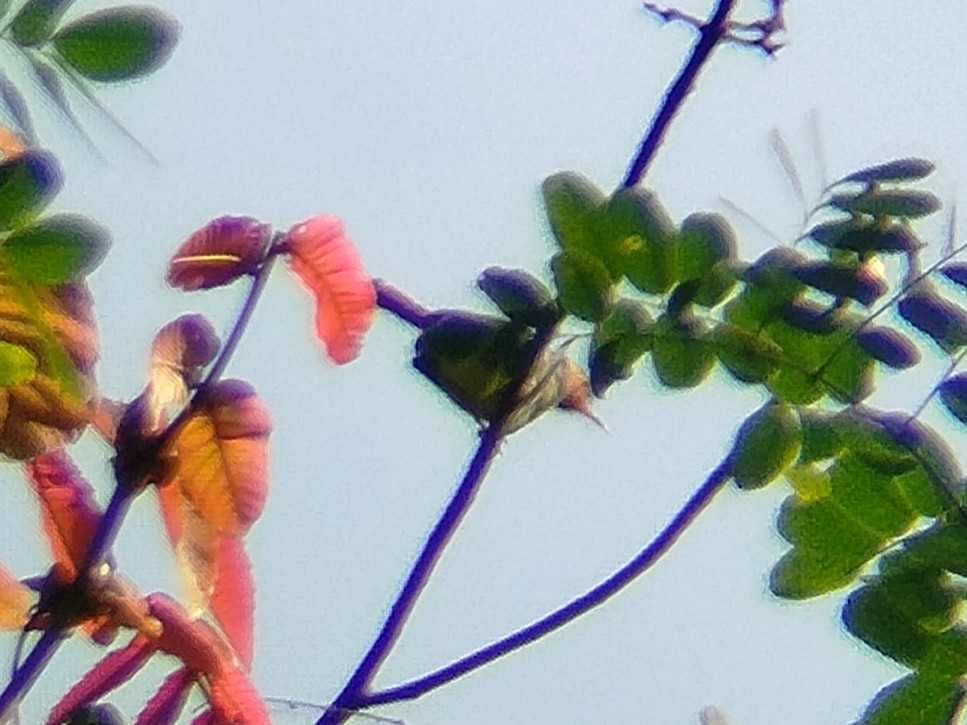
[[806, 219, 919, 255], [854, 671, 962, 725], [476, 266, 558, 328], [604, 187, 678, 292], [412, 312, 531, 422], [550, 249, 612, 321], [677, 212, 735, 280], [134, 668, 194, 725], [939, 373, 967, 426], [829, 189, 941, 219], [284, 216, 376, 365], [26, 449, 100, 581], [0, 149, 61, 229], [0, 562, 31, 629], [835, 158, 935, 186], [855, 327, 920, 369], [167, 216, 271, 291], [898, 290, 967, 353], [541, 171, 607, 261], [650, 315, 714, 389], [10, 0, 74, 47], [0, 341, 37, 385], [711, 323, 782, 384], [940, 263, 967, 290], [589, 299, 652, 396], [0, 279, 97, 459], [1, 214, 109, 284], [793, 259, 887, 306], [52, 6, 179, 82], [47, 635, 155, 725], [161, 379, 271, 535], [730, 401, 801, 490], [208, 536, 254, 669]]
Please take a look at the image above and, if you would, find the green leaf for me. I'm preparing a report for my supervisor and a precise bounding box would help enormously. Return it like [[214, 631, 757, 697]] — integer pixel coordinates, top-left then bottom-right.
[[730, 401, 801, 489], [0, 341, 37, 385], [769, 543, 877, 600], [797, 409, 844, 463], [793, 259, 887, 306], [855, 327, 920, 370], [0, 150, 61, 229], [550, 249, 612, 322], [412, 312, 531, 422], [677, 212, 735, 280], [588, 299, 652, 396], [1, 214, 109, 284], [603, 187, 678, 293], [939, 373, 967, 426], [898, 289, 967, 353], [828, 453, 915, 538], [805, 219, 919, 255], [541, 171, 607, 261], [10, 0, 74, 47], [476, 267, 558, 328], [821, 334, 874, 404], [836, 158, 935, 186], [650, 315, 714, 389], [710, 323, 782, 384], [52, 6, 179, 82], [832, 413, 919, 476], [843, 571, 950, 667], [894, 467, 947, 518], [854, 671, 962, 725], [692, 259, 737, 308], [829, 189, 941, 219]]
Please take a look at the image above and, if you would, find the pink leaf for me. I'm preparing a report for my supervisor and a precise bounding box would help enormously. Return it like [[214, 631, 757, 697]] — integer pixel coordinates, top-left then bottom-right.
[[134, 668, 195, 725], [209, 536, 255, 669], [47, 634, 154, 724], [285, 216, 376, 364]]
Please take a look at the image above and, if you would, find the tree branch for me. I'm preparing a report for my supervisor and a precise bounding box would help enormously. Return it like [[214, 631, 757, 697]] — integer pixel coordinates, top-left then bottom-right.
[[354, 457, 733, 708], [622, 0, 736, 188]]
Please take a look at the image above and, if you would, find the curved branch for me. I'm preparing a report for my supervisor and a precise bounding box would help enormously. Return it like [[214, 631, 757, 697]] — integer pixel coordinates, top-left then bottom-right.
[[354, 457, 733, 709]]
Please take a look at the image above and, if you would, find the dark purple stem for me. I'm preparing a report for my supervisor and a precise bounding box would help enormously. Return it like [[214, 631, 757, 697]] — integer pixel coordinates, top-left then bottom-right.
[[621, 0, 736, 188], [317, 322, 561, 725], [0, 630, 65, 718], [316, 428, 504, 725], [374, 279, 435, 329], [351, 458, 732, 709]]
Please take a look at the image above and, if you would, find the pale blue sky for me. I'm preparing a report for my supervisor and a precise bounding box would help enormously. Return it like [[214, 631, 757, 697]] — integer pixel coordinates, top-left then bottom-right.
[[5, 2, 967, 723]]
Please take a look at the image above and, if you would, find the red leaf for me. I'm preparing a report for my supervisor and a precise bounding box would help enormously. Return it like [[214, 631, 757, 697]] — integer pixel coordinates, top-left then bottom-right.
[[209, 536, 254, 669], [148, 594, 235, 675], [207, 668, 271, 725], [47, 634, 154, 724], [26, 450, 101, 581], [167, 216, 271, 291], [189, 711, 217, 725], [134, 667, 195, 725], [285, 216, 376, 364]]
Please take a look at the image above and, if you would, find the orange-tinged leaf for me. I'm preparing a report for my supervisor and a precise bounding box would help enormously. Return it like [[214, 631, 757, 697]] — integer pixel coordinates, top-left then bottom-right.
[[209, 536, 254, 669], [47, 634, 155, 725], [162, 379, 270, 535], [0, 562, 32, 629], [284, 215, 376, 364], [0, 125, 26, 160], [26, 449, 100, 581], [167, 216, 271, 291]]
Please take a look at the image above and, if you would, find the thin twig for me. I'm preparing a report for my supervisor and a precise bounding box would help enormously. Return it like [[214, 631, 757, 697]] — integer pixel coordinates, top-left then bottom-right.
[[623, 0, 736, 188]]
